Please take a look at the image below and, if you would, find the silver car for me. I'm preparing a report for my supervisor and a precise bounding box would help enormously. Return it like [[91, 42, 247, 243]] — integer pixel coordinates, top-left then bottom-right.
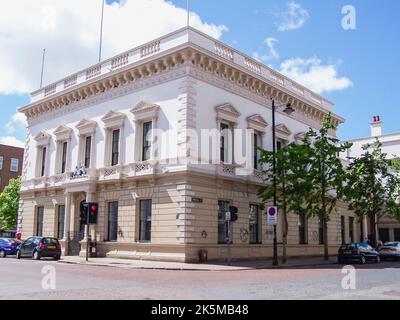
[[378, 242, 400, 260]]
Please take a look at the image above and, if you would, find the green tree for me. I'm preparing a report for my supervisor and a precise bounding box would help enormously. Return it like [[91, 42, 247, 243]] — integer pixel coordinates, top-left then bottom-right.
[[0, 178, 21, 230], [258, 142, 311, 263], [344, 140, 400, 245], [303, 113, 351, 260]]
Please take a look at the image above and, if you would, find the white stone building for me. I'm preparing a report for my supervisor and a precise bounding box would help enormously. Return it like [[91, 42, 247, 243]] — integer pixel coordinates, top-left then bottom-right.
[[340, 116, 400, 243], [18, 27, 355, 262]]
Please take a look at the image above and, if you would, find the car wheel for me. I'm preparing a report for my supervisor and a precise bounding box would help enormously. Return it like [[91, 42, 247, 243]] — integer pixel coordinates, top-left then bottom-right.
[[376, 255, 380, 263], [16, 250, 21, 259], [33, 251, 41, 260], [360, 255, 366, 264], [0, 250, 6, 258], [54, 255, 60, 261]]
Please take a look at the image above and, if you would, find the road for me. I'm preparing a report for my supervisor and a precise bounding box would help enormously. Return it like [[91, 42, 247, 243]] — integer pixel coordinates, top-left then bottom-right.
[[0, 258, 399, 300]]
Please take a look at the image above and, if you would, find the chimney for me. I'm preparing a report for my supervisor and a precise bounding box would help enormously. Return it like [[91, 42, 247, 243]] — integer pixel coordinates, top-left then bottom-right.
[[370, 115, 383, 137]]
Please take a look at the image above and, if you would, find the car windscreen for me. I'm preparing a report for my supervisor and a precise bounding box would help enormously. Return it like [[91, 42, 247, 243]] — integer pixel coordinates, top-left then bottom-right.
[[384, 242, 400, 247], [42, 238, 59, 245], [340, 244, 356, 250]]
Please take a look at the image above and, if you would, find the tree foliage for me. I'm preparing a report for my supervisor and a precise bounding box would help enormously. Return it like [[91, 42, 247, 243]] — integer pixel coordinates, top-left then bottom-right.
[[0, 178, 21, 230]]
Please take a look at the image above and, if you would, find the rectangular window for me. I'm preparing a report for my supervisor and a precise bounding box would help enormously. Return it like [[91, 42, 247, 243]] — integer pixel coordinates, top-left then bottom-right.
[[220, 123, 229, 163], [394, 229, 400, 241], [299, 211, 307, 244], [249, 204, 260, 244], [139, 199, 152, 242], [111, 129, 120, 166], [0, 156, 3, 170], [218, 200, 230, 244], [349, 217, 355, 243], [142, 121, 152, 161], [36, 207, 44, 237], [378, 228, 390, 243], [340, 216, 346, 245], [277, 140, 283, 151], [319, 217, 325, 245], [61, 142, 68, 174], [84, 136, 92, 168], [40, 147, 47, 177], [253, 134, 259, 170], [10, 158, 19, 172], [107, 202, 119, 241], [57, 205, 65, 240]]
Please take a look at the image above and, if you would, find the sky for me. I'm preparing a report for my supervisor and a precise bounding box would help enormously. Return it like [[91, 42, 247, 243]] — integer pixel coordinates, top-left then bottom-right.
[[1, 0, 399, 148]]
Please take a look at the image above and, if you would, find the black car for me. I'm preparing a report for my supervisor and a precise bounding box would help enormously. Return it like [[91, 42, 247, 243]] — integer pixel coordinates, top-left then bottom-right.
[[16, 237, 61, 260], [338, 243, 380, 264]]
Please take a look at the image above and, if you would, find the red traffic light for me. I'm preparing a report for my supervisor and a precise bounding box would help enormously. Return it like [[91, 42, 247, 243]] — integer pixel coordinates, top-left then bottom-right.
[[90, 204, 98, 212]]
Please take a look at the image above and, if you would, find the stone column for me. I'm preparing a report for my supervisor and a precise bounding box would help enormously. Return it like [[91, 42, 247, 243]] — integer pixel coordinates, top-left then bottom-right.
[[63, 192, 72, 241], [363, 216, 368, 241]]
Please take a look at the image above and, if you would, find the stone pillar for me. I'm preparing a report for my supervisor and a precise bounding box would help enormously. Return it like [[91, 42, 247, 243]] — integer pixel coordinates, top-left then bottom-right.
[[363, 216, 368, 241], [63, 192, 72, 241]]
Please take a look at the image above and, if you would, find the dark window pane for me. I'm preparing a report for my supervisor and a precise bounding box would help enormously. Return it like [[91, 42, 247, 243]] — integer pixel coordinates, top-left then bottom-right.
[[220, 123, 229, 163], [41, 147, 47, 177], [349, 217, 355, 243], [319, 217, 324, 245], [249, 204, 259, 244], [299, 211, 307, 244], [379, 228, 390, 243], [218, 200, 229, 244], [253, 134, 259, 170], [36, 207, 44, 237], [61, 142, 68, 174], [111, 129, 120, 166], [139, 199, 152, 242], [107, 202, 118, 241], [84, 136, 92, 168], [57, 205, 65, 240], [142, 122, 152, 161], [341, 216, 346, 245], [394, 229, 400, 241]]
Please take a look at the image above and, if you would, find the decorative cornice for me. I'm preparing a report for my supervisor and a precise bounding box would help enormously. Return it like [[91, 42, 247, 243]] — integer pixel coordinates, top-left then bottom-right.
[[53, 125, 73, 141], [130, 101, 160, 121], [101, 110, 126, 129], [34, 131, 51, 146], [215, 103, 241, 123], [247, 114, 268, 133], [275, 124, 292, 138], [76, 119, 97, 136]]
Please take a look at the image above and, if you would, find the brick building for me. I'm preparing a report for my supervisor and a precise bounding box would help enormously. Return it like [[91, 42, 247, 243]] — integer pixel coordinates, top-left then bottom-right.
[[0, 144, 24, 191]]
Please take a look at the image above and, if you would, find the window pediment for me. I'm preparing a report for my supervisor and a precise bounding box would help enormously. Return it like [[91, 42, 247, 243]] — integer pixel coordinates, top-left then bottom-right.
[[76, 119, 97, 136], [294, 132, 306, 144], [34, 131, 51, 146], [215, 103, 241, 123], [130, 101, 160, 121], [101, 110, 126, 129], [275, 124, 292, 140], [247, 114, 268, 133], [54, 125, 73, 141]]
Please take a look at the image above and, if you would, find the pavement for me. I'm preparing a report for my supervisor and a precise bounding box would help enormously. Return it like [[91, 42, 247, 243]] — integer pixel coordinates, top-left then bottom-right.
[[58, 255, 337, 271]]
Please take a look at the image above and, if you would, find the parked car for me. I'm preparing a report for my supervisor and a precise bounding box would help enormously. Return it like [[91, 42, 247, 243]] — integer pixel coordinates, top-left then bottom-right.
[[16, 237, 61, 260], [378, 242, 400, 260], [338, 243, 380, 264], [0, 238, 21, 258]]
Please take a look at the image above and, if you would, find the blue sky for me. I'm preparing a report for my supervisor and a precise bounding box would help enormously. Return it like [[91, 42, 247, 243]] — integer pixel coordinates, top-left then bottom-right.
[[1, 0, 399, 147]]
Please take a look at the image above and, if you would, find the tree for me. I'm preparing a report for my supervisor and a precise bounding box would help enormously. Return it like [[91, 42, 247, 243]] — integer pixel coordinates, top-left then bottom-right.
[[344, 140, 400, 246], [258, 142, 311, 263], [0, 178, 21, 230], [302, 113, 351, 260]]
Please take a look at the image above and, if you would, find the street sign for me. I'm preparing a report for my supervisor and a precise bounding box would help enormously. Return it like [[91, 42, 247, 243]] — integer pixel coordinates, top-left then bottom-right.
[[225, 211, 231, 221], [267, 206, 278, 225]]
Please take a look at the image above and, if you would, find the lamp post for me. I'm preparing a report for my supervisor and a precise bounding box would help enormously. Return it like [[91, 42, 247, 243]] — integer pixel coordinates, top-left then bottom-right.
[[271, 99, 294, 266]]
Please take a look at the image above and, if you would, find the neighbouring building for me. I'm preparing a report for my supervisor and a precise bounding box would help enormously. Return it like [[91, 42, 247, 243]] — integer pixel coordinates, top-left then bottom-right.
[[0, 144, 24, 192], [18, 27, 356, 262], [340, 116, 400, 243]]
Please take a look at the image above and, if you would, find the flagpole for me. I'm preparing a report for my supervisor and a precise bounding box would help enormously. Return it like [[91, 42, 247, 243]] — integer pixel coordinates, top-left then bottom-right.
[[98, 0, 105, 63], [40, 49, 46, 89], [186, 0, 190, 27]]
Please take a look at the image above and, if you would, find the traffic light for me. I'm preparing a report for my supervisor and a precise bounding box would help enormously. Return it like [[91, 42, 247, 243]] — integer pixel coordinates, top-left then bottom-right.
[[87, 202, 98, 224], [80, 201, 88, 225], [229, 206, 238, 222]]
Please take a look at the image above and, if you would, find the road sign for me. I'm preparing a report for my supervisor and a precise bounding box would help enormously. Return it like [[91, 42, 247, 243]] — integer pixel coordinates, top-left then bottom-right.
[[267, 206, 278, 225], [225, 211, 231, 221]]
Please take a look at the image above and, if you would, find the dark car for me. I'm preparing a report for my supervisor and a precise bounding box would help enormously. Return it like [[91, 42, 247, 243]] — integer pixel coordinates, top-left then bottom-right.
[[16, 237, 61, 260], [338, 243, 380, 264], [378, 242, 400, 261], [0, 238, 21, 258]]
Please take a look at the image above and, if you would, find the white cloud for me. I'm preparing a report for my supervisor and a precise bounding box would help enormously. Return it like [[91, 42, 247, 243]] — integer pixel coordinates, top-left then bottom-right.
[[0, 136, 25, 148], [5, 112, 27, 134], [275, 1, 310, 32], [0, 0, 228, 95], [253, 37, 280, 62], [279, 57, 353, 94]]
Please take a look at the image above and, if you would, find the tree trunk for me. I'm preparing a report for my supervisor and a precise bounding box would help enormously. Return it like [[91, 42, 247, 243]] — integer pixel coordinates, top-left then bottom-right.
[[369, 214, 378, 247], [323, 218, 329, 261], [282, 209, 288, 264]]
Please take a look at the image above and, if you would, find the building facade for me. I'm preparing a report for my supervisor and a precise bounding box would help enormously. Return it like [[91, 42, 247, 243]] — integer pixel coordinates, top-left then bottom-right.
[[340, 116, 400, 243], [0, 144, 23, 192], [18, 27, 356, 262]]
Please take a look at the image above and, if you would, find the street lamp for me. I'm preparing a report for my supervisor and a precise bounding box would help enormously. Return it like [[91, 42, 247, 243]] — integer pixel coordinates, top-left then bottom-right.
[[271, 99, 294, 266]]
